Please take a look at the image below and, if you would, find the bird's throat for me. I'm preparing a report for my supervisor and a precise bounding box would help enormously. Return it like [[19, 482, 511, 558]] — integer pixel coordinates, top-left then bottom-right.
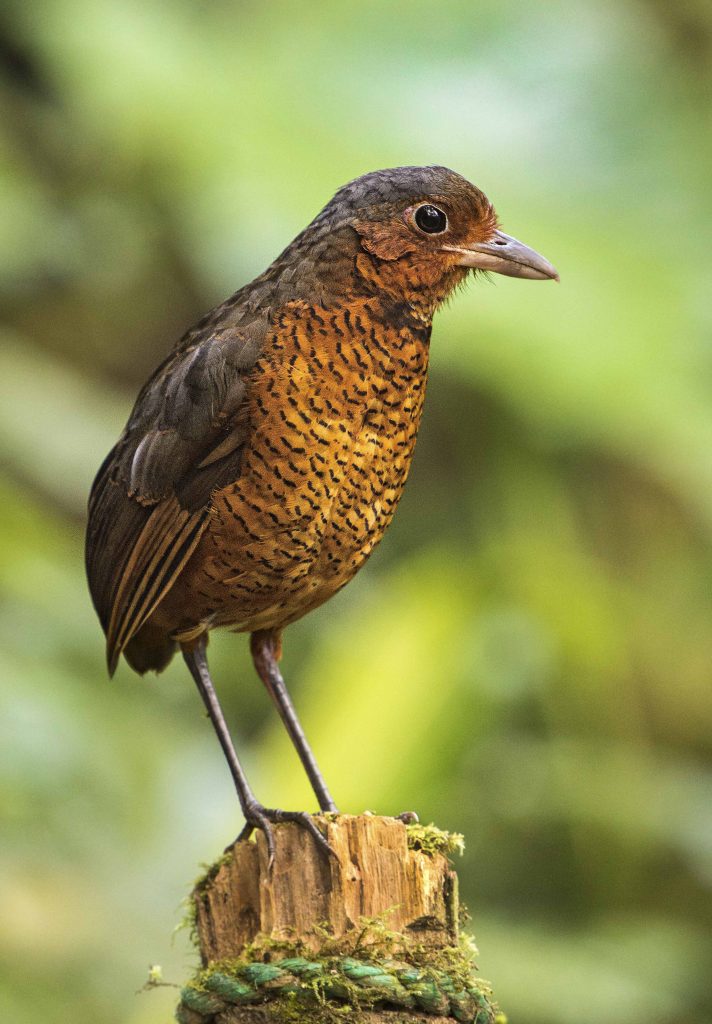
[[355, 250, 467, 323]]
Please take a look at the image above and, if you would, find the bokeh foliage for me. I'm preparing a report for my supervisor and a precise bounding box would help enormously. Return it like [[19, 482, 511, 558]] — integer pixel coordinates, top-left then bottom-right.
[[1, 2, 711, 1022]]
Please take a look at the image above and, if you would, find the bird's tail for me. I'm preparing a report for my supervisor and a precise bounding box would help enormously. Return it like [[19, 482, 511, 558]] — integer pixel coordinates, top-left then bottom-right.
[[122, 621, 177, 675]]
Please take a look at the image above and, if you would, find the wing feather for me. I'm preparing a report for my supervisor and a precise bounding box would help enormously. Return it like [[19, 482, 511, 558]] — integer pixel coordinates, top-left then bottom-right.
[[106, 497, 209, 674], [86, 316, 267, 673]]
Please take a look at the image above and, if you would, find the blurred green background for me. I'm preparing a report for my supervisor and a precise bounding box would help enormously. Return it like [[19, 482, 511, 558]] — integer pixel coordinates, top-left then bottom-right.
[[2, 1, 712, 1022]]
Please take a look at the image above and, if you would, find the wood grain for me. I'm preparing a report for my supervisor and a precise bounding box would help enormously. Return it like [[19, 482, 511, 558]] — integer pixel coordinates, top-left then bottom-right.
[[193, 815, 458, 965]]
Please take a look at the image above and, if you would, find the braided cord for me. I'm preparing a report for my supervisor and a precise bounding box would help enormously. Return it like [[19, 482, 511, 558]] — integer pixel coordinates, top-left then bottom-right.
[[176, 954, 497, 1024]]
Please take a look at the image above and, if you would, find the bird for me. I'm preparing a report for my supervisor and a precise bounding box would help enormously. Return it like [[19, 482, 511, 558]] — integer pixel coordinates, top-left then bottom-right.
[[85, 165, 557, 862]]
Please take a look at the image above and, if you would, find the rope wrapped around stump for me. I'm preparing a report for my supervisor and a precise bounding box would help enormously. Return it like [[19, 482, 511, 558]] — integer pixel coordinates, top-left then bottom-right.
[[176, 954, 498, 1024]]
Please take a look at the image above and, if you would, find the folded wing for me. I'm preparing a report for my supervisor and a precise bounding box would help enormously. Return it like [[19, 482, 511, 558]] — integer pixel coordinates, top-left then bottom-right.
[[86, 322, 264, 674]]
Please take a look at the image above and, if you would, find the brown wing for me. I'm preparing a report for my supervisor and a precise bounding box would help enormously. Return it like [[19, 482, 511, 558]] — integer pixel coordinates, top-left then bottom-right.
[[86, 321, 265, 675]]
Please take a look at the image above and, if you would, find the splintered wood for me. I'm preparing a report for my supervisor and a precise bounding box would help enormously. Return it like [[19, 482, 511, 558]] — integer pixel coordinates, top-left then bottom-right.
[[193, 815, 458, 964]]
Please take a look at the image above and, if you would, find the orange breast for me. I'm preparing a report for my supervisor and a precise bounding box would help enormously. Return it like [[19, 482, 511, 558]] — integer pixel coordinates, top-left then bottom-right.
[[152, 298, 430, 639]]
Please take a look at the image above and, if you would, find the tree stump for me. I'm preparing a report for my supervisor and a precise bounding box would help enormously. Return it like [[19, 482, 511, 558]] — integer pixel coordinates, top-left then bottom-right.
[[177, 815, 499, 1024]]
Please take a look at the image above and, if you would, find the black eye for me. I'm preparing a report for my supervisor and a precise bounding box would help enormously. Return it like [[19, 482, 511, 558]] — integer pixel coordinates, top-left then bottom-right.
[[414, 204, 447, 234]]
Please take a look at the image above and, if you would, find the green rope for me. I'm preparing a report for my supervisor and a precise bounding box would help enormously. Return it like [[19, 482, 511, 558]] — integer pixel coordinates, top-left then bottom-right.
[[176, 953, 497, 1024]]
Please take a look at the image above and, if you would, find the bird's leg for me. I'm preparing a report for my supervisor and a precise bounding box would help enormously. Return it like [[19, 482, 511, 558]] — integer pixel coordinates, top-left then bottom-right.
[[250, 629, 338, 814], [182, 635, 333, 866]]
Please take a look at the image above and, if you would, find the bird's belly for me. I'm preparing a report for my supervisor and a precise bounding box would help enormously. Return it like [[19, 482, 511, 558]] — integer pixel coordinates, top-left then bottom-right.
[[160, 397, 421, 637], [312, 413, 412, 583]]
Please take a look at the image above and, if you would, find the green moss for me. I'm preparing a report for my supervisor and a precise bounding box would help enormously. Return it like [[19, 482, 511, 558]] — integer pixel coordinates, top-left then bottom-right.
[[176, 848, 237, 947], [237, 910, 404, 964], [178, 921, 498, 1024], [193, 848, 235, 895], [405, 823, 465, 859]]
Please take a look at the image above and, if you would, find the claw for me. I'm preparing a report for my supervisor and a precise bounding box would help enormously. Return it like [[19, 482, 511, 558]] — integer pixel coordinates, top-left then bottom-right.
[[234, 805, 337, 867]]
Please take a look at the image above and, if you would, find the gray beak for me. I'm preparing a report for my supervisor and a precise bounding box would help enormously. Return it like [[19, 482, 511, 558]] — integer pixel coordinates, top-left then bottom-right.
[[444, 229, 559, 281]]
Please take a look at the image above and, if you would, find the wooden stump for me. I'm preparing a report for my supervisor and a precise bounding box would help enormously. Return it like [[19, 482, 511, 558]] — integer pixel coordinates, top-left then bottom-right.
[[179, 815, 497, 1024], [194, 814, 459, 962]]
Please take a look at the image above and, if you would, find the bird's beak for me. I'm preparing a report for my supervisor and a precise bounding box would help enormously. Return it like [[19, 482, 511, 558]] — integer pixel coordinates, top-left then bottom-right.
[[443, 229, 559, 281]]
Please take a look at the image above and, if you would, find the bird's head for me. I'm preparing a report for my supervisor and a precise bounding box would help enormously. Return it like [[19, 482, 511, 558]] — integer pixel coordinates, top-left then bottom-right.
[[311, 165, 558, 315]]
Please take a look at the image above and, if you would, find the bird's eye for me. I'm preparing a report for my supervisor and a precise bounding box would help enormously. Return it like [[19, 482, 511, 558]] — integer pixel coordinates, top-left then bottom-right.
[[414, 204, 448, 234]]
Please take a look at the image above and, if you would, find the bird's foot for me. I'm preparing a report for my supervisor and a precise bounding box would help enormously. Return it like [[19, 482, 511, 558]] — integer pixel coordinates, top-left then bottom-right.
[[233, 803, 336, 868]]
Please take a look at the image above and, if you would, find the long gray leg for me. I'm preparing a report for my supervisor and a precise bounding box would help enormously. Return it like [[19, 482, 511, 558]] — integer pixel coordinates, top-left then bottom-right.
[[182, 635, 333, 865], [250, 629, 338, 813]]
